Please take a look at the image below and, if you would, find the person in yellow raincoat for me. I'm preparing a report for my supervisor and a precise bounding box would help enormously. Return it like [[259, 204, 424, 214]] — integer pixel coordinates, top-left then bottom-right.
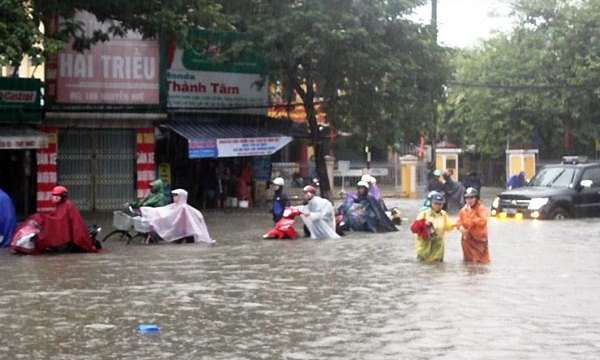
[[456, 187, 490, 264], [412, 191, 455, 262]]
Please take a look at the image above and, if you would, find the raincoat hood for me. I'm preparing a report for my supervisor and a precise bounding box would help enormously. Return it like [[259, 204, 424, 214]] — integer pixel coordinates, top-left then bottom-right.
[[300, 196, 340, 239], [171, 189, 188, 204], [150, 179, 164, 193]]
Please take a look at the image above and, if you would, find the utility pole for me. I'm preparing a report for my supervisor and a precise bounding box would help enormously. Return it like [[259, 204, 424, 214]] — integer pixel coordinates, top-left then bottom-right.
[[431, 0, 437, 30], [366, 130, 371, 170], [430, 0, 438, 171]]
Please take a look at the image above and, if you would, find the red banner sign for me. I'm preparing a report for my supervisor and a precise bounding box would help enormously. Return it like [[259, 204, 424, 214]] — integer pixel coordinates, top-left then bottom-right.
[[136, 129, 156, 199], [36, 127, 58, 212]]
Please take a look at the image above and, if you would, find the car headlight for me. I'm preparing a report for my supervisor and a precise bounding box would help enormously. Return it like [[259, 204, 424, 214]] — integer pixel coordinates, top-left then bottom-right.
[[528, 197, 549, 210], [492, 197, 499, 208]]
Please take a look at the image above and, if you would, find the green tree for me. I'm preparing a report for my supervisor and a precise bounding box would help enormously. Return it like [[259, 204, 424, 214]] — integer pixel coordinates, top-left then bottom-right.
[[224, 0, 449, 199], [445, 0, 600, 160], [0, 0, 46, 75], [0, 0, 230, 73]]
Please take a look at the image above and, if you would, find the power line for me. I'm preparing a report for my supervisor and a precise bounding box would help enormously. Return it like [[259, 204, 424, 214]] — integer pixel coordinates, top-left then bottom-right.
[[448, 81, 592, 91]]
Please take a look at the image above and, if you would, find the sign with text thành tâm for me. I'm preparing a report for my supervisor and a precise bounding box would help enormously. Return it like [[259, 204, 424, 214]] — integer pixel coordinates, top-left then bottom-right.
[[166, 29, 268, 115]]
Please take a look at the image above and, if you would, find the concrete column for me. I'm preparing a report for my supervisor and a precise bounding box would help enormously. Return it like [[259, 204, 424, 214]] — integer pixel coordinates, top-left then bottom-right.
[[400, 154, 418, 199], [254, 181, 267, 208], [506, 149, 539, 182], [325, 155, 335, 191]]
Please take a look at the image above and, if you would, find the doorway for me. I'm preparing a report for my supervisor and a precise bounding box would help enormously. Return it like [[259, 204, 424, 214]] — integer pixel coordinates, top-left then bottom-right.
[[58, 129, 136, 211], [0, 150, 36, 218]]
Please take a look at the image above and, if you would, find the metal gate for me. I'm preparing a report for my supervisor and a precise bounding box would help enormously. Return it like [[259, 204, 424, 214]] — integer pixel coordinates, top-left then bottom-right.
[[58, 129, 136, 211]]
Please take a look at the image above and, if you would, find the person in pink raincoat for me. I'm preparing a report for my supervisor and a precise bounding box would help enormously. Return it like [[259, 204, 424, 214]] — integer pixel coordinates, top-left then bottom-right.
[[141, 188, 215, 244]]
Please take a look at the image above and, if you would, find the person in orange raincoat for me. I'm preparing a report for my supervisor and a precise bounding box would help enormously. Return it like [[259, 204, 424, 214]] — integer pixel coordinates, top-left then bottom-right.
[[456, 187, 490, 264]]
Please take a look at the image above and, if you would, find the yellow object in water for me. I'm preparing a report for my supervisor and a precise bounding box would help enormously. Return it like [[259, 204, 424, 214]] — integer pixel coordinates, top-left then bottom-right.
[[515, 213, 523, 220]]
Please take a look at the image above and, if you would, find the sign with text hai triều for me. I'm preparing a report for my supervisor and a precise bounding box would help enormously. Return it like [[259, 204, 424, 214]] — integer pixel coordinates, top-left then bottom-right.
[[166, 30, 268, 115], [45, 11, 161, 112]]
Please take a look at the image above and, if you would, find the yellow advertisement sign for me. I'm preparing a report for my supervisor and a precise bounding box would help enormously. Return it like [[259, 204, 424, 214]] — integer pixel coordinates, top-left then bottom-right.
[[158, 163, 171, 185]]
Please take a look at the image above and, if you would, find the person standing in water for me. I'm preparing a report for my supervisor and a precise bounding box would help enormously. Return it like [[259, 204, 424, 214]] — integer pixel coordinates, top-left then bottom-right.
[[411, 191, 455, 262], [456, 187, 490, 264]]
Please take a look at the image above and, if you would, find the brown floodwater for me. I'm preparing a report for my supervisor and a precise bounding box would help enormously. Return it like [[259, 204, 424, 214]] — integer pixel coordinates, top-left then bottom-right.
[[1, 195, 599, 359]]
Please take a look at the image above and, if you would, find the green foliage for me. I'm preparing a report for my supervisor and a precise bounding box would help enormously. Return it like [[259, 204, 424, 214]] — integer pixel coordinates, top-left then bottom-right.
[[1, 0, 231, 73], [0, 0, 44, 74], [225, 0, 449, 148], [445, 0, 600, 159], [221, 0, 452, 197]]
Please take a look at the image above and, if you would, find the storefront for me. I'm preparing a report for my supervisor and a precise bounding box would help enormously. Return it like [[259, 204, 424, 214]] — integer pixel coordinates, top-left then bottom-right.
[[42, 11, 165, 211], [163, 30, 295, 208], [161, 117, 293, 208], [0, 77, 47, 217]]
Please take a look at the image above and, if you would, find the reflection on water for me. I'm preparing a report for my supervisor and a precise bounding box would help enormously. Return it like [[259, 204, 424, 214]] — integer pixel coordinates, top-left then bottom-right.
[[0, 211, 599, 359]]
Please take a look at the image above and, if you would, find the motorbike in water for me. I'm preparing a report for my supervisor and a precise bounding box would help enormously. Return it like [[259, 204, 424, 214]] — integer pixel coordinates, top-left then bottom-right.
[[334, 214, 347, 236], [10, 220, 102, 255], [386, 207, 403, 226], [263, 207, 301, 240]]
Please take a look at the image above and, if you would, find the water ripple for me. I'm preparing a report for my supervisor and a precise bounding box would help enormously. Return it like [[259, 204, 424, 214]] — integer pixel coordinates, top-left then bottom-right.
[[0, 214, 598, 359]]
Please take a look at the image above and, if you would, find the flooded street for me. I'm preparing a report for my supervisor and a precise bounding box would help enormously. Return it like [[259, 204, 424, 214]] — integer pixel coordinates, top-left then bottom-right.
[[1, 193, 600, 359]]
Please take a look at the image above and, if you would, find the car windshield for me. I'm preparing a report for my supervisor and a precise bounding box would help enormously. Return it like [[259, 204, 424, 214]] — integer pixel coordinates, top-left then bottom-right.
[[529, 167, 579, 188]]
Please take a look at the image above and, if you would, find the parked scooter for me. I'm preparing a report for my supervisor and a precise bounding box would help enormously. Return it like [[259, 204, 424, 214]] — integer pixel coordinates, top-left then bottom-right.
[[291, 173, 320, 189], [263, 207, 301, 240], [10, 220, 102, 255]]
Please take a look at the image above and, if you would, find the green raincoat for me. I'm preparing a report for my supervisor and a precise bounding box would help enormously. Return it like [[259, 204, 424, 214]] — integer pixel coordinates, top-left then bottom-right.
[[130, 179, 167, 208]]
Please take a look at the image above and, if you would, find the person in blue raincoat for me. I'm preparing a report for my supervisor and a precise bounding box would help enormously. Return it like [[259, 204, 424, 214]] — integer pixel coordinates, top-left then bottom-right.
[[270, 177, 290, 223], [507, 171, 526, 190], [0, 187, 17, 248], [338, 181, 397, 233]]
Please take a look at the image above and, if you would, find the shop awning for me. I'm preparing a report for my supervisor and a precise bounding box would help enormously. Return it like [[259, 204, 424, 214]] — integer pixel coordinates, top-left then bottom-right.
[[0, 127, 48, 149], [168, 121, 292, 158]]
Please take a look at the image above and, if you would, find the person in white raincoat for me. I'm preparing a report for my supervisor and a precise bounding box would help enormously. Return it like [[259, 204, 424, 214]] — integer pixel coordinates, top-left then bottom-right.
[[300, 185, 340, 239], [141, 189, 215, 244]]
